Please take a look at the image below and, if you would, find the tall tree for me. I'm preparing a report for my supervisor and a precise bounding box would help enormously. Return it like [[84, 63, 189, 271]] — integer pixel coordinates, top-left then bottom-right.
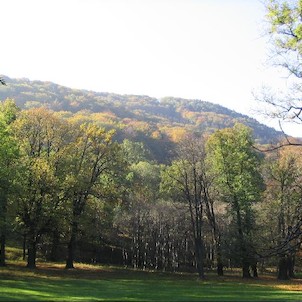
[[206, 124, 264, 278], [64, 123, 121, 269], [261, 149, 302, 279], [161, 134, 210, 279], [13, 108, 70, 268], [266, 0, 302, 79], [255, 0, 302, 142], [0, 99, 19, 266]]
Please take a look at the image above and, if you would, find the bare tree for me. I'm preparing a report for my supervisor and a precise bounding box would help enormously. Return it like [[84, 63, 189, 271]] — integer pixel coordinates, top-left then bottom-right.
[[255, 0, 302, 145]]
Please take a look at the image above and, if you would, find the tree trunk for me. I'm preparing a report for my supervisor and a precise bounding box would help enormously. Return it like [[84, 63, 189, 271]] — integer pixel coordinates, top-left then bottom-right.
[[251, 262, 258, 278], [217, 262, 223, 276], [234, 200, 251, 278], [195, 237, 205, 279], [65, 221, 78, 269], [27, 240, 37, 268], [242, 259, 251, 278], [0, 198, 7, 267], [66, 236, 75, 269], [0, 233, 6, 266], [278, 256, 289, 280], [287, 255, 295, 279], [49, 230, 60, 262], [216, 243, 223, 276], [23, 234, 26, 261]]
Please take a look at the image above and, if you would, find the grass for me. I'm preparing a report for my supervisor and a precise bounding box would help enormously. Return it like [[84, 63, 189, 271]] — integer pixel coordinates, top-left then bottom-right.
[[5, 247, 24, 261], [0, 261, 302, 301]]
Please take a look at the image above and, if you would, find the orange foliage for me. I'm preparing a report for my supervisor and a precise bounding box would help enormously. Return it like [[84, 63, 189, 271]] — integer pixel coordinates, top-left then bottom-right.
[[91, 112, 117, 124], [122, 119, 150, 132], [182, 110, 197, 121], [151, 130, 163, 140]]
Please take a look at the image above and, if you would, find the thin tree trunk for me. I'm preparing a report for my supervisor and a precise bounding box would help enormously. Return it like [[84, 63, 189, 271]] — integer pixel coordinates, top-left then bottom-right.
[[0, 198, 7, 267], [251, 262, 258, 278], [216, 246, 224, 276], [195, 237, 205, 279], [234, 199, 251, 278], [0, 233, 6, 266], [208, 214, 224, 276], [23, 233, 26, 261], [49, 230, 60, 262]]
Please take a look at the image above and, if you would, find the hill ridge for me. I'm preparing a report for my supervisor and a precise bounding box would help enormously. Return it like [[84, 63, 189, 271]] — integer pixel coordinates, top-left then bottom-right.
[[0, 75, 283, 155]]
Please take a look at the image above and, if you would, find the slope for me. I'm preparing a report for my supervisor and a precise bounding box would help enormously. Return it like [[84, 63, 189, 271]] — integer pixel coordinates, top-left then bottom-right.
[[0, 75, 283, 161]]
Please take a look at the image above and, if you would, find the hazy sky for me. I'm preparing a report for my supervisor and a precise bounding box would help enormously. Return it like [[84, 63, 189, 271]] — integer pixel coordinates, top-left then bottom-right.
[[1, 0, 299, 135]]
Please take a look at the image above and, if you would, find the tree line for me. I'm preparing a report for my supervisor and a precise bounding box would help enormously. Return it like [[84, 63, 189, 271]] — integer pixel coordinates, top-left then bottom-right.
[[0, 99, 301, 280], [2, 0, 302, 280]]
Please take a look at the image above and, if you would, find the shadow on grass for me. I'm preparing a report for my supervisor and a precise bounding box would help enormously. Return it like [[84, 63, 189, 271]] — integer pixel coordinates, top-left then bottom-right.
[[1, 276, 302, 301]]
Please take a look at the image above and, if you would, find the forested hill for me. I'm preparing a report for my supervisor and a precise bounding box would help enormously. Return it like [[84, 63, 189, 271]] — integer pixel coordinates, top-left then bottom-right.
[[0, 76, 283, 160]]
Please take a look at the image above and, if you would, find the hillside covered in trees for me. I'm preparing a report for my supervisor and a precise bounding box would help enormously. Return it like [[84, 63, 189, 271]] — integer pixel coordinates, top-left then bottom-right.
[[3, 1, 302, 297], [0, 98, 300, 280], [0, 76, 282, 162], [0, 75, 301, 282]]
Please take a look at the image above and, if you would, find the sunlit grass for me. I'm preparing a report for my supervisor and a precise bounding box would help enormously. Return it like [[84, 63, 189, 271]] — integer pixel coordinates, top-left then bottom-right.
[[5, 247, 24, 261], [0, 261, 301, 301]]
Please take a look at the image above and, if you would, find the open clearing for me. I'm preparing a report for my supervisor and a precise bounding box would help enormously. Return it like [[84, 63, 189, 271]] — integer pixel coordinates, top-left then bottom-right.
[[0, 262, 301, 301]]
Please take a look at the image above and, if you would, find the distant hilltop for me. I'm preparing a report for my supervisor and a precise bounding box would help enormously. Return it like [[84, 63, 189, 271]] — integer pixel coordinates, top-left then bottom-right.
[[0, 75, 283, 161]]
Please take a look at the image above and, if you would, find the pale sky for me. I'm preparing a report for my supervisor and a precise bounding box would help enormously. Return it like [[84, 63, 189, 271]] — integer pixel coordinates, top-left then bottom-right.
[[1, 0, 300, 136]]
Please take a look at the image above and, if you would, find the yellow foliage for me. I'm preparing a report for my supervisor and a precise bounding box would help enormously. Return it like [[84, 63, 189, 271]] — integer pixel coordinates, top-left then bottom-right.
[[161, 126, 188, 143]]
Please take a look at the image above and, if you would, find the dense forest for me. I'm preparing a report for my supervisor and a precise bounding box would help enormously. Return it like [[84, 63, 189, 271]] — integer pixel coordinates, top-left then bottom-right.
[[0, 75, 301, 281], [0, 76, 283, 163]]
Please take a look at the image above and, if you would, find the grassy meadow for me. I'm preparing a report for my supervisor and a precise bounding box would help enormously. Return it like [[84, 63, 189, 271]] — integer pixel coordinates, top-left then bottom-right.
[[0, 260, 302, 301]]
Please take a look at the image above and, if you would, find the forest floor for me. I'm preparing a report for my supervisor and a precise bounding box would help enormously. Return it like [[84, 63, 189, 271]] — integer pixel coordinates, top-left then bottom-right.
[[0, 261, 302, 301]]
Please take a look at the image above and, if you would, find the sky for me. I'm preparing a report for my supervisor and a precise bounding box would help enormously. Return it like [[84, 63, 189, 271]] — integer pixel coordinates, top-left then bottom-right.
[[1, 0, 300, 136]]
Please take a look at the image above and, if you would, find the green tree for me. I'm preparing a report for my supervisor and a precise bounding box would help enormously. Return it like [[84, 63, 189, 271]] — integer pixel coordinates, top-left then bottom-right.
[[64, 123, 121, 269], [13, 108, 70, 268], [121, 139, 149, 165], [0, 99, 19, 266], [255, 0, 302, 140], [261, 149, 302, 279], [206, 124, 264, 278], [266, 0, 302, 78], [126, 160, 161, 268]]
